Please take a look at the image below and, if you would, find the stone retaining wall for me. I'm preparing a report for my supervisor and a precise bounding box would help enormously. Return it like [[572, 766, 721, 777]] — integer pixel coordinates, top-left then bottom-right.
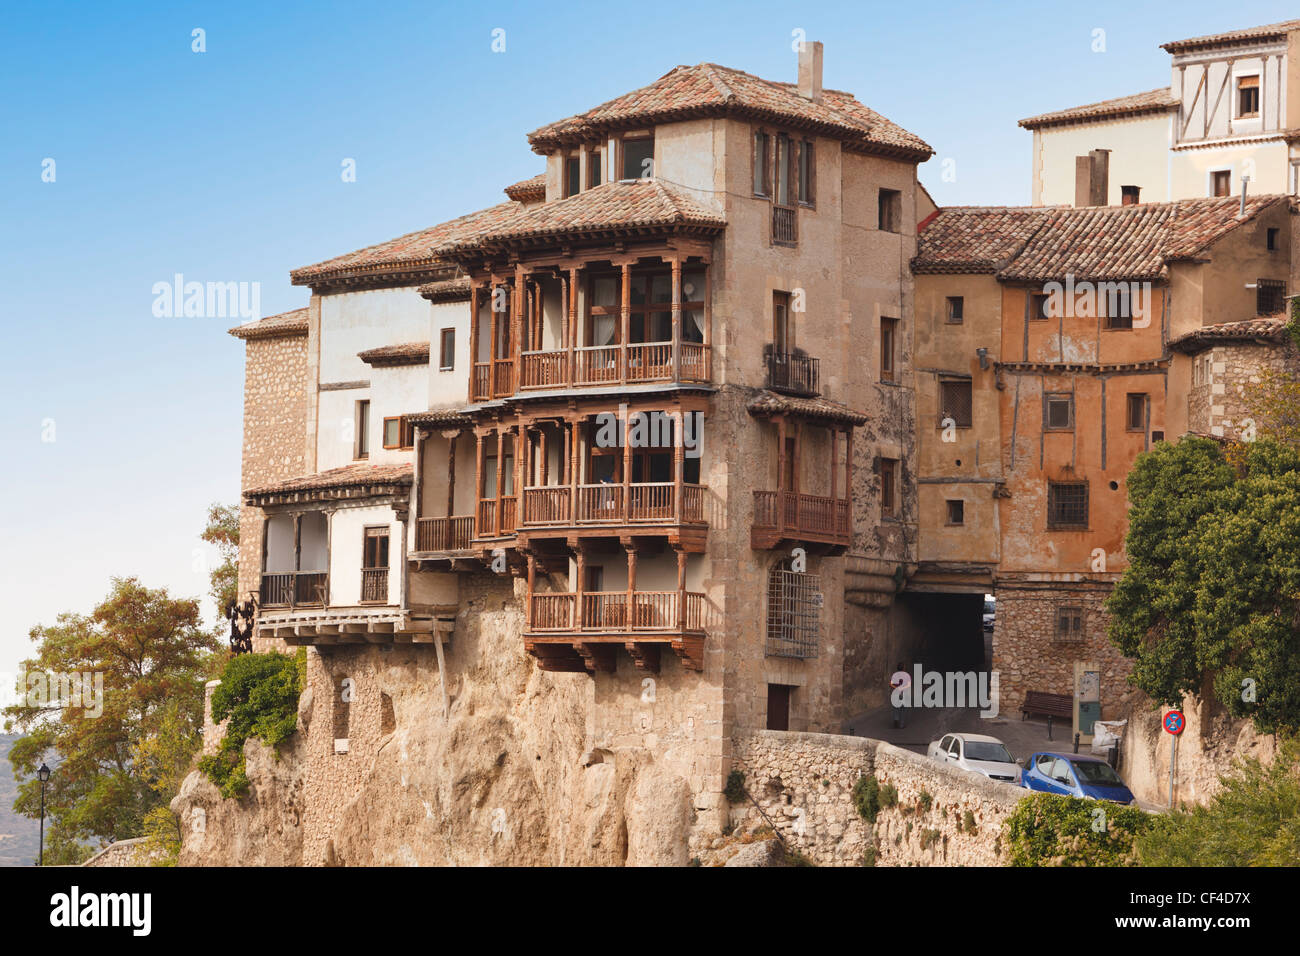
[[726, 730, 1024, 866]]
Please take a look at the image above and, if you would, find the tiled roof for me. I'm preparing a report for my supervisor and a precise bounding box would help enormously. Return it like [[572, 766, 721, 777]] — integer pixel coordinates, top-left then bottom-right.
[[418, 277, 472, 302], [405, 408, 474, 427], [245, 463, 413, 499], [1019, 88, 1178, 130], [504, 173, 546, 201], [528, 62, 931, 161], [914, 196, 1287, 282], [747, 390, 868, 426], [290, 202, 521, 286], [431, 179, 725, 256], [1170, 315, 1289, 352], [228, 307, 309, 340], [357, 342, 430, 367], [1162, 20, 1300, 53]]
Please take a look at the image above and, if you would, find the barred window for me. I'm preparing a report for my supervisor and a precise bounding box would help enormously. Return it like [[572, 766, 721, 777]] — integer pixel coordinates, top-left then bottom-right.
[[1056, 605, 1085, 642], [940, 379, 973, 428], [1048, 481, 1089, 529], [766, 563, 821, 659], [1257, 278, 1286, 315]]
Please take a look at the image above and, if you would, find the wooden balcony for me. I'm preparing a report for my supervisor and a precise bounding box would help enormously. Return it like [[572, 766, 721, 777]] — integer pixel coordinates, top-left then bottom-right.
[[260, 572, 328, 609], [471, 359, 515, 402], [516, 342, 711, 391], [521, 482, 706, 528], [524, 588, 706, 674], [751, 490, 851, 551], [475, 496, 518, 539], [766, 351, 819, 397], [414, 515, 474, 553], [360, 568, 388, 603]]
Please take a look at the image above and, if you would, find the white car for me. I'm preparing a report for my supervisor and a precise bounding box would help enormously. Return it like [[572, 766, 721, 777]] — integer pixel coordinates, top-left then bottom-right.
[[926, 733, 1020, 785]]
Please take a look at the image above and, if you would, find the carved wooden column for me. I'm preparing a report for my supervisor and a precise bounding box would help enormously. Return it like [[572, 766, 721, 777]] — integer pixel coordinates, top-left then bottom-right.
[[671, 257, 682, 383], [474, 429, 486, 537], [830, 427, 838, 502], [676, 547, 687, 629], [468, 283, 480, 403], [567, 266, 579, 386], [620, 262, 631, 384], [574, 546, 586, 629], [494, 429, 505, 537], [525, 553, 536, 629], [625, 542, 637, 632], [673, 402, 685, 524], [622, 402, 633, 523], [488, 284, 499, 396]]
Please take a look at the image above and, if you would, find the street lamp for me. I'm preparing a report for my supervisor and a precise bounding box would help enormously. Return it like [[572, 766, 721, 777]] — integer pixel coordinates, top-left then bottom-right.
[[37, 764, 50, 867]]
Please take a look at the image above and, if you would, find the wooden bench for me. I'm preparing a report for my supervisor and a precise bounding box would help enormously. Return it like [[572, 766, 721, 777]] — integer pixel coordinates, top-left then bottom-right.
[[1021, 691, 1072, 740]]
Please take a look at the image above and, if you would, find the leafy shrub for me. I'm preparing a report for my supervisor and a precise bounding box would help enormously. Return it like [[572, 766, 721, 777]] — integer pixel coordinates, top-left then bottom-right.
[[862, 845, 878, 867], [919, 828, 940, 850], [198, 652, 302, 798], [853, 774, 897, 822], [724, 770, 747, 804], [1004, 792, 1151, 866], [962, 809, 977, 834], [917, 789, 933, 814]]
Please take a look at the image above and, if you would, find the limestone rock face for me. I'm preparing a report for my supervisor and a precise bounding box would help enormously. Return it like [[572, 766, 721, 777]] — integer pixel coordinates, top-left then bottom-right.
[[723, 838, 783, 867]]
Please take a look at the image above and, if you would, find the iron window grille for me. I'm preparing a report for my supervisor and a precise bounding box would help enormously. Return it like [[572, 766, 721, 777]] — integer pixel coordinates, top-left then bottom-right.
[[1047, 481, 1089, 529], [766, 568, 821, 659]]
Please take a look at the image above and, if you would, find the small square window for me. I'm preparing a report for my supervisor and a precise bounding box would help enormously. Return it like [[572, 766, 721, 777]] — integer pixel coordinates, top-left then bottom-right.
[[621, 135, 654, 180], [1048, 482, 1089, 529], [1044, 393, 1074, 431], [1212, 170, 1232, 198], [383, 416, 415, 451], [940, 379, 973, 428], [946, 296, 964, 324], [1106, 287, 1133, 329], [1237, 75, 1260, 118], [1257, 278, 1286, 315], [945, 499, 965, 526], [1126, 393, 1147, 432], [1056, 605, 1085, 642], [1030, 292, 1051, 320]]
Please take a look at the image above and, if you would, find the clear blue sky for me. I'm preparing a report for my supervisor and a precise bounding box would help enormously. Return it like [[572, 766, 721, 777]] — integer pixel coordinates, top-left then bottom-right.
[[0, 0, 1292, 676]]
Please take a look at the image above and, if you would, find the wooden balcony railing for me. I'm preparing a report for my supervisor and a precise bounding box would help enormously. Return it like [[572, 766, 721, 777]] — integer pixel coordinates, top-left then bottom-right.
[[475, 496, 519, 537], [515, 343, 712, 390], [471, 361, 515, 401], [527, 590, 705, 633], [766, 351, 820, 396], [360, 568, 388, 603], [415, 515, 474, 552], [260, 571, 329, 609], [752, 490, 850, 545], [520, 482, 706, 528]]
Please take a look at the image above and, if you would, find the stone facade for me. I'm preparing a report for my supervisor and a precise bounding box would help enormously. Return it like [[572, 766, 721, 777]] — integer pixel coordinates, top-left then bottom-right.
[[724, 730, 1022, 866], [1185, 339, 1300, 440]]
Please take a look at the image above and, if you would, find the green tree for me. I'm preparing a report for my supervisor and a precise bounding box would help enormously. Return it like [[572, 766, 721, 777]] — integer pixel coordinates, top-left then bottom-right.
[[201, 502, 240, 618], [199, 651, 303, 799], [3, 578, 222, 861], [1138, 741, 1300, 865], [1106, 436, 1300, 734], [1004, 793, 1151, 866]]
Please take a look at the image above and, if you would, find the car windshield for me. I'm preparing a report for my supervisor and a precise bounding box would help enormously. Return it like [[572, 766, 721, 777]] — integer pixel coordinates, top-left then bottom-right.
[[964, 742, 1011, 762], [1071, 759, 1123, 785]]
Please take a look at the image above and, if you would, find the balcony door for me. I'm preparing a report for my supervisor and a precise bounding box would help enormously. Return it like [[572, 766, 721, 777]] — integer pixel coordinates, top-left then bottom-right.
[[773, 291, 792, 354], [361, 527, 389, 604]]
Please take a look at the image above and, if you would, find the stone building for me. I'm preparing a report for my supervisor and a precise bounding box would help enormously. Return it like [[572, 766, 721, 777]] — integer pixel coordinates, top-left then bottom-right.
[[911, 193, 1295, 715], [223, 44, 943, 861], [1022, 19, 1300, 205]]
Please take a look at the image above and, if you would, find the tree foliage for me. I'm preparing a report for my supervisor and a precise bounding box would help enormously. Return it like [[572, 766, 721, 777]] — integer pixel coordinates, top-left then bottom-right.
[[1004, 792, 1151, 866], [198, 651, 303, 799], [1137, 740, 1300, 865], [3, 578, 222, 860], [1106, 436, 1300, 734], [201, 502, 240, 619]]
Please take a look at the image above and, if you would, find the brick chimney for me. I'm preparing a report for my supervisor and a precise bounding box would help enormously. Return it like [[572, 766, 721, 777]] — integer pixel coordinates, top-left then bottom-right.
[[1074, 149, 1110, 206], [798, 41, 824, 103]]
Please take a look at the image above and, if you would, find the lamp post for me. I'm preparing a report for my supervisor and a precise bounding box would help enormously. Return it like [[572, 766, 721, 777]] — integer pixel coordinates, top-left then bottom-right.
[[37, 763, 50, 866]]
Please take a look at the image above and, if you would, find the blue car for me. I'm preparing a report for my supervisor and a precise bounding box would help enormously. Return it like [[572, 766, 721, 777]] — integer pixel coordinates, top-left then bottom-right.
[[1020, 751, 1136, 804]]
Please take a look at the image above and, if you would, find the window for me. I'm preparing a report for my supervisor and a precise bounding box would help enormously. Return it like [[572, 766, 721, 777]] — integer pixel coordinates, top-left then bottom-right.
[[766, 560, 821, 659], [1257, 278, 1286, 315], [880, 317, 897, 382], [588, 148, 603, 188], [940, 379, 973, 428], [772, 291, 792, 353], [1126, 393, 1148, 432], [775, 134, 793, 206], [1104, 286, 1133, 329], [354, 400, 370, 460], [878, 188, 901, 233], [1236, 75, 1260, 118], [1212, 169, 1231, 198], [621, 135, 653, 180], [1056, 605, 1085, 642], [1030, 292, 1051, 320], [438, 328, 455, 370], [1267, 227, 1279, 251], [945, 499, 965, 526], [946, 296, 964, 324], [798, 139, 814, 205], [1044, 393, 1074, 431], [880, 457, 898, 517], [753, 130, 770, 196], [383, 416, 415, 450], [361, 526, 389, 603], [1047, 481, 1089, 529], [564, 155, 580, 198]]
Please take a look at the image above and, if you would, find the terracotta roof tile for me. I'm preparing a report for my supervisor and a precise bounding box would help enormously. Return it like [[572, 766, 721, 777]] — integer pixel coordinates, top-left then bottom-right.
[[1019, 88, 1179, 130], [245, 463, 413, 499], [914, 196, 1288, 282], [504, 173, 546, 201], [290, 202, 521, 286], [228, 307, 309, 340], [528, 62, 931, 160], [357, 342, 429, 367], [405, 408, 474, 427], [747, 390, 867, 426], [1162, 20, 1300, 53], [418, 277, 472, 302], [432, 179, 725, 256], [1170, 315, 1289, 352]]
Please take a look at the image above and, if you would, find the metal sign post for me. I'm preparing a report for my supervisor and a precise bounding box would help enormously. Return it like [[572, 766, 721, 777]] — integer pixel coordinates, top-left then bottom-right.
[[1163, 709, 1185, 808]]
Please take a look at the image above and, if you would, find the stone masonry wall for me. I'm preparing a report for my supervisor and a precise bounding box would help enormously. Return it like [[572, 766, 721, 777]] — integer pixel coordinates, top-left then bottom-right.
[[237, 330, 309, 651], [726, 730, 1023, 866], [1193, 340, 1300, 441], [992, 583, 1136, 719]]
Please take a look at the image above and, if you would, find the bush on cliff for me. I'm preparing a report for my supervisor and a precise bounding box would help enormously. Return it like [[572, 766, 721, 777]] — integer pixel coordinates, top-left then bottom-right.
[[1004, 792, 1151, 866], [199, 651, 303, 799]]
